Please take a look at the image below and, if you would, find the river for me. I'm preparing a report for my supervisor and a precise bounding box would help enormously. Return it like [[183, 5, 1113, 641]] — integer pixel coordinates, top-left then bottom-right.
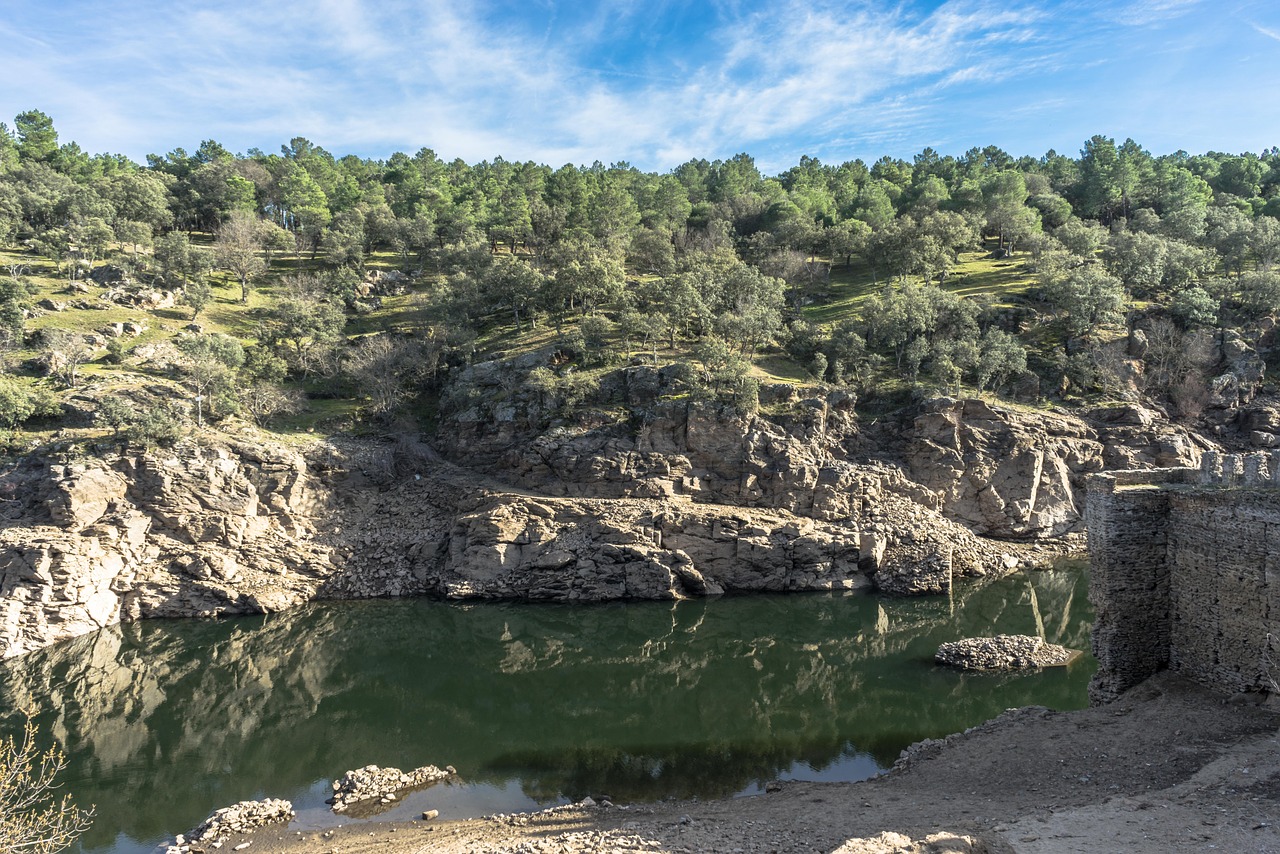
[[0, 562, 1094, 854]]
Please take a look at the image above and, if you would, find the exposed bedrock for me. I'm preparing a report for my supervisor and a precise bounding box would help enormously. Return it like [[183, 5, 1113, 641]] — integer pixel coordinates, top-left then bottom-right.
[[0, 366, 1210, 659], [0, 430, 1017, 659], [438, 357, 1206, 539]]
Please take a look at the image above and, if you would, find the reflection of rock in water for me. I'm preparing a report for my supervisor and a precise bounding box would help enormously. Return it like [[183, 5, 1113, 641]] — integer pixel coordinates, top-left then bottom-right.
[[0, 566, 1093, 851]]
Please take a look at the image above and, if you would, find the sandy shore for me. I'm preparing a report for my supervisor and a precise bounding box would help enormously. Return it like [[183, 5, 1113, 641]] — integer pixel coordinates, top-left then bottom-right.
[[217, 673, 1280, 853]]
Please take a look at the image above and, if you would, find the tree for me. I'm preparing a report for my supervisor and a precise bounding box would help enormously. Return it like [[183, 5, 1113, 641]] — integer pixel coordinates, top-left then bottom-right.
[[38, 329, 90, 387], [66, 216, 113, 277], [0, 714, 94, 854], [277, 161, 332, 251], [982, 171, 1039, 255], [1236, 271, 1280, 319], [181, 278, 213, 320], [114, 220, 152, 269], [1170, 285, 1219, 328], [101, 170, 172, 231], [548, 244, 625, 315], [13, 110, 58, 163], [1103, 230, 1168, 296], [0, 376, 38, 429], [1041, 266, 1126, 339], [344, 335, 420, 421], [175, 333, 245, 424], [975, 328, 1027, 390], [259, 277, 346, 376], [238, 382, 302, 427], [824, 219, 871, 268], [1205, 206, 1252, 277], [1250, 215, 1280, 272], [215, 211, 266, 302], [153, 231, 192, 286], [482, 254, 545, 330]]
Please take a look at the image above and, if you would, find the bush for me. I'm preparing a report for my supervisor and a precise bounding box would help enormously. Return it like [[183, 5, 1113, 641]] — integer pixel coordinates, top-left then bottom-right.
[[97, 396, 186, 447], [0, 715, 95, 854], [0, 377, 57, 429]]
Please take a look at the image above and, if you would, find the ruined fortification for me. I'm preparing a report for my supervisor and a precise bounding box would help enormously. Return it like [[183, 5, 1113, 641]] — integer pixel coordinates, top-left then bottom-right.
[[1087, 451, 1280, 703]]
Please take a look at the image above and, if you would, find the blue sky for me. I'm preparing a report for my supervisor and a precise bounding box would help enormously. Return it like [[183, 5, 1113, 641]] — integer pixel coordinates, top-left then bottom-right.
[[3, 0, 1280, 172]]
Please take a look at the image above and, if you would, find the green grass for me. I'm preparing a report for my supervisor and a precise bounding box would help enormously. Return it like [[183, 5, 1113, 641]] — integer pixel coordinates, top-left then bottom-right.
[[802, 241, 1041, 325], [752, 352, 811, 384], [0, 233, 1069, 443]]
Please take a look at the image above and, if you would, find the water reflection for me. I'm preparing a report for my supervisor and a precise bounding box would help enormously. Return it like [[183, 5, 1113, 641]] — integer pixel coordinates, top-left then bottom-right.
[[0, 563, 1094, 854]]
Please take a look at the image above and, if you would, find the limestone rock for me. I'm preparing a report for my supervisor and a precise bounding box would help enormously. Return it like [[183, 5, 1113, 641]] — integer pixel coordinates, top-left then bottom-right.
[[907, 397, 1203, 539], [832, 831, 982, 853], [935, 634, 1081, 671], [329, 764, 455, 813], [171, 798, 293, 850], [88, 264, 130, 286]]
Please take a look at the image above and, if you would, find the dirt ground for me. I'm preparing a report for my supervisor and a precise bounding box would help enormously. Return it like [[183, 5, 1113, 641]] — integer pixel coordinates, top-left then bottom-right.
[[224, 672, 1280, 853]]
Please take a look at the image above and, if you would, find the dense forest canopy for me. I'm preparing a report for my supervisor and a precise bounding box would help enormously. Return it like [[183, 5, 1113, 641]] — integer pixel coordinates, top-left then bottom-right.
[[1, 108, 1278, 439]]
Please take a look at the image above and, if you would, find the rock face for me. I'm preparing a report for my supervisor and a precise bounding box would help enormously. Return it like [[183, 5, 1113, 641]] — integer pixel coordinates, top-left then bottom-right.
[[0, 442, 337, 659], [438, 358, 1206, 541], [906, 398, 1204, 539], [935, 635, 1081, 671], [0, 366, 1215, 660], [0, 431, 1020, 659]]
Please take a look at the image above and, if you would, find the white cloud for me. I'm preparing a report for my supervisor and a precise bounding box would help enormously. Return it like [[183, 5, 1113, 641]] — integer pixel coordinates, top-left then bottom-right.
[[3, 0, 1261, 170], [1252, 22, 1280, 42], [1103, 0, 1203, 26]]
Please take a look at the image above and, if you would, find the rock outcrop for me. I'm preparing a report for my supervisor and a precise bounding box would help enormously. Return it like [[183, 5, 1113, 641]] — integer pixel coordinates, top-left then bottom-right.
[[0, 442, 337, 659], [0, 429, 1022, 659], [935, 635, 1081, 671], [330, 764, 456, 812], [170, 798, 294, 851], [906, 398, 1204, 538], [0, 361, 1213, 660]]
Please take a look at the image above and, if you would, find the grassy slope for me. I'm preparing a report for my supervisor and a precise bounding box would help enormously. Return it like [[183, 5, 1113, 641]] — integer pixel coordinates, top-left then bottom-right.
[[0, 238, 1047, 441]]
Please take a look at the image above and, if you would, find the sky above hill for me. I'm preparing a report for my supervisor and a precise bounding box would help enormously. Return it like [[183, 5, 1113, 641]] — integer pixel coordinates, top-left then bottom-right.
[[4, 0, 1280, 172]]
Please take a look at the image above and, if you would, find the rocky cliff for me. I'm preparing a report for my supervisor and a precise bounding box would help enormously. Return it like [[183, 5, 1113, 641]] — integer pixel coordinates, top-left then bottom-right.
[[0, 372, 1210, 659]]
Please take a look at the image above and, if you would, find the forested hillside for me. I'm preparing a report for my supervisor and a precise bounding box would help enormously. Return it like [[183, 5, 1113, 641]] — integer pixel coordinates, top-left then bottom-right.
[[0, 108, 1276, 447]]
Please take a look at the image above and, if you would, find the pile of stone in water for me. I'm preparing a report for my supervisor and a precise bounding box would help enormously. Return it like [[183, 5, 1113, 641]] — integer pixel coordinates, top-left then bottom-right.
[[328, 763, 457, 811], [165, 798, 294, 852], [935, 634, 1081, 671]]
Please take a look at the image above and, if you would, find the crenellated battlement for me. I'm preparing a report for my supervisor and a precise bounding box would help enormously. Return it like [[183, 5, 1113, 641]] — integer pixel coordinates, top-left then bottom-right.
[[1087, 462, 1280, 704]]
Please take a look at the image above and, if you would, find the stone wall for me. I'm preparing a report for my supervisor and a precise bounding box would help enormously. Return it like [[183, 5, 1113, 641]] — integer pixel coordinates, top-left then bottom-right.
[[1087, 451, 1280, 703]]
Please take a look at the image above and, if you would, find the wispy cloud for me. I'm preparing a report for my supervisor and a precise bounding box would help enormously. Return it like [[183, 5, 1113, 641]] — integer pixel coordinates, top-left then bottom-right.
[[1252, 21, 1280, 41], [0, 0, 1276, 169], [1103, 0, 1203, 26]]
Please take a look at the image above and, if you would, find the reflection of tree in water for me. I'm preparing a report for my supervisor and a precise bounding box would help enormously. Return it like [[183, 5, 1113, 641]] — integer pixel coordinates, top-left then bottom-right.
[[495, 739, 867, 802], [0, 564, 1094, 853]]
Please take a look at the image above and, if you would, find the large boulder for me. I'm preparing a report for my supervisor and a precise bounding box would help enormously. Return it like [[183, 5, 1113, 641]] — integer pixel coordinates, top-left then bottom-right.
[[935, 634, 1081, 671]]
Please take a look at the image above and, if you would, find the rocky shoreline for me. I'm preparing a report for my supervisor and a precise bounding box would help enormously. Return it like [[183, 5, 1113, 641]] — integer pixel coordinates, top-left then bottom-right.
[[0, 393, 1190, 661], [211, 673, 1280, 854]]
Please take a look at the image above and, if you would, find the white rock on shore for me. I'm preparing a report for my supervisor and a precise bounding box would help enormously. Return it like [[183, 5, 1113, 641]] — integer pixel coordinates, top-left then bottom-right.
[[329, 763, 456, 812], [167, 798, 294, 852]]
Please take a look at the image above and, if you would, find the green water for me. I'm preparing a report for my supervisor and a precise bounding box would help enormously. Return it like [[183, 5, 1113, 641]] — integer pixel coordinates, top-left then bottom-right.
[[0, 564, 1094, 854]]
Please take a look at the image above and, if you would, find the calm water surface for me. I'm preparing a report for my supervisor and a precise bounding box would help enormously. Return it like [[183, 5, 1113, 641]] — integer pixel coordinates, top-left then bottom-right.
[[0, 563, 1094, 854]]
